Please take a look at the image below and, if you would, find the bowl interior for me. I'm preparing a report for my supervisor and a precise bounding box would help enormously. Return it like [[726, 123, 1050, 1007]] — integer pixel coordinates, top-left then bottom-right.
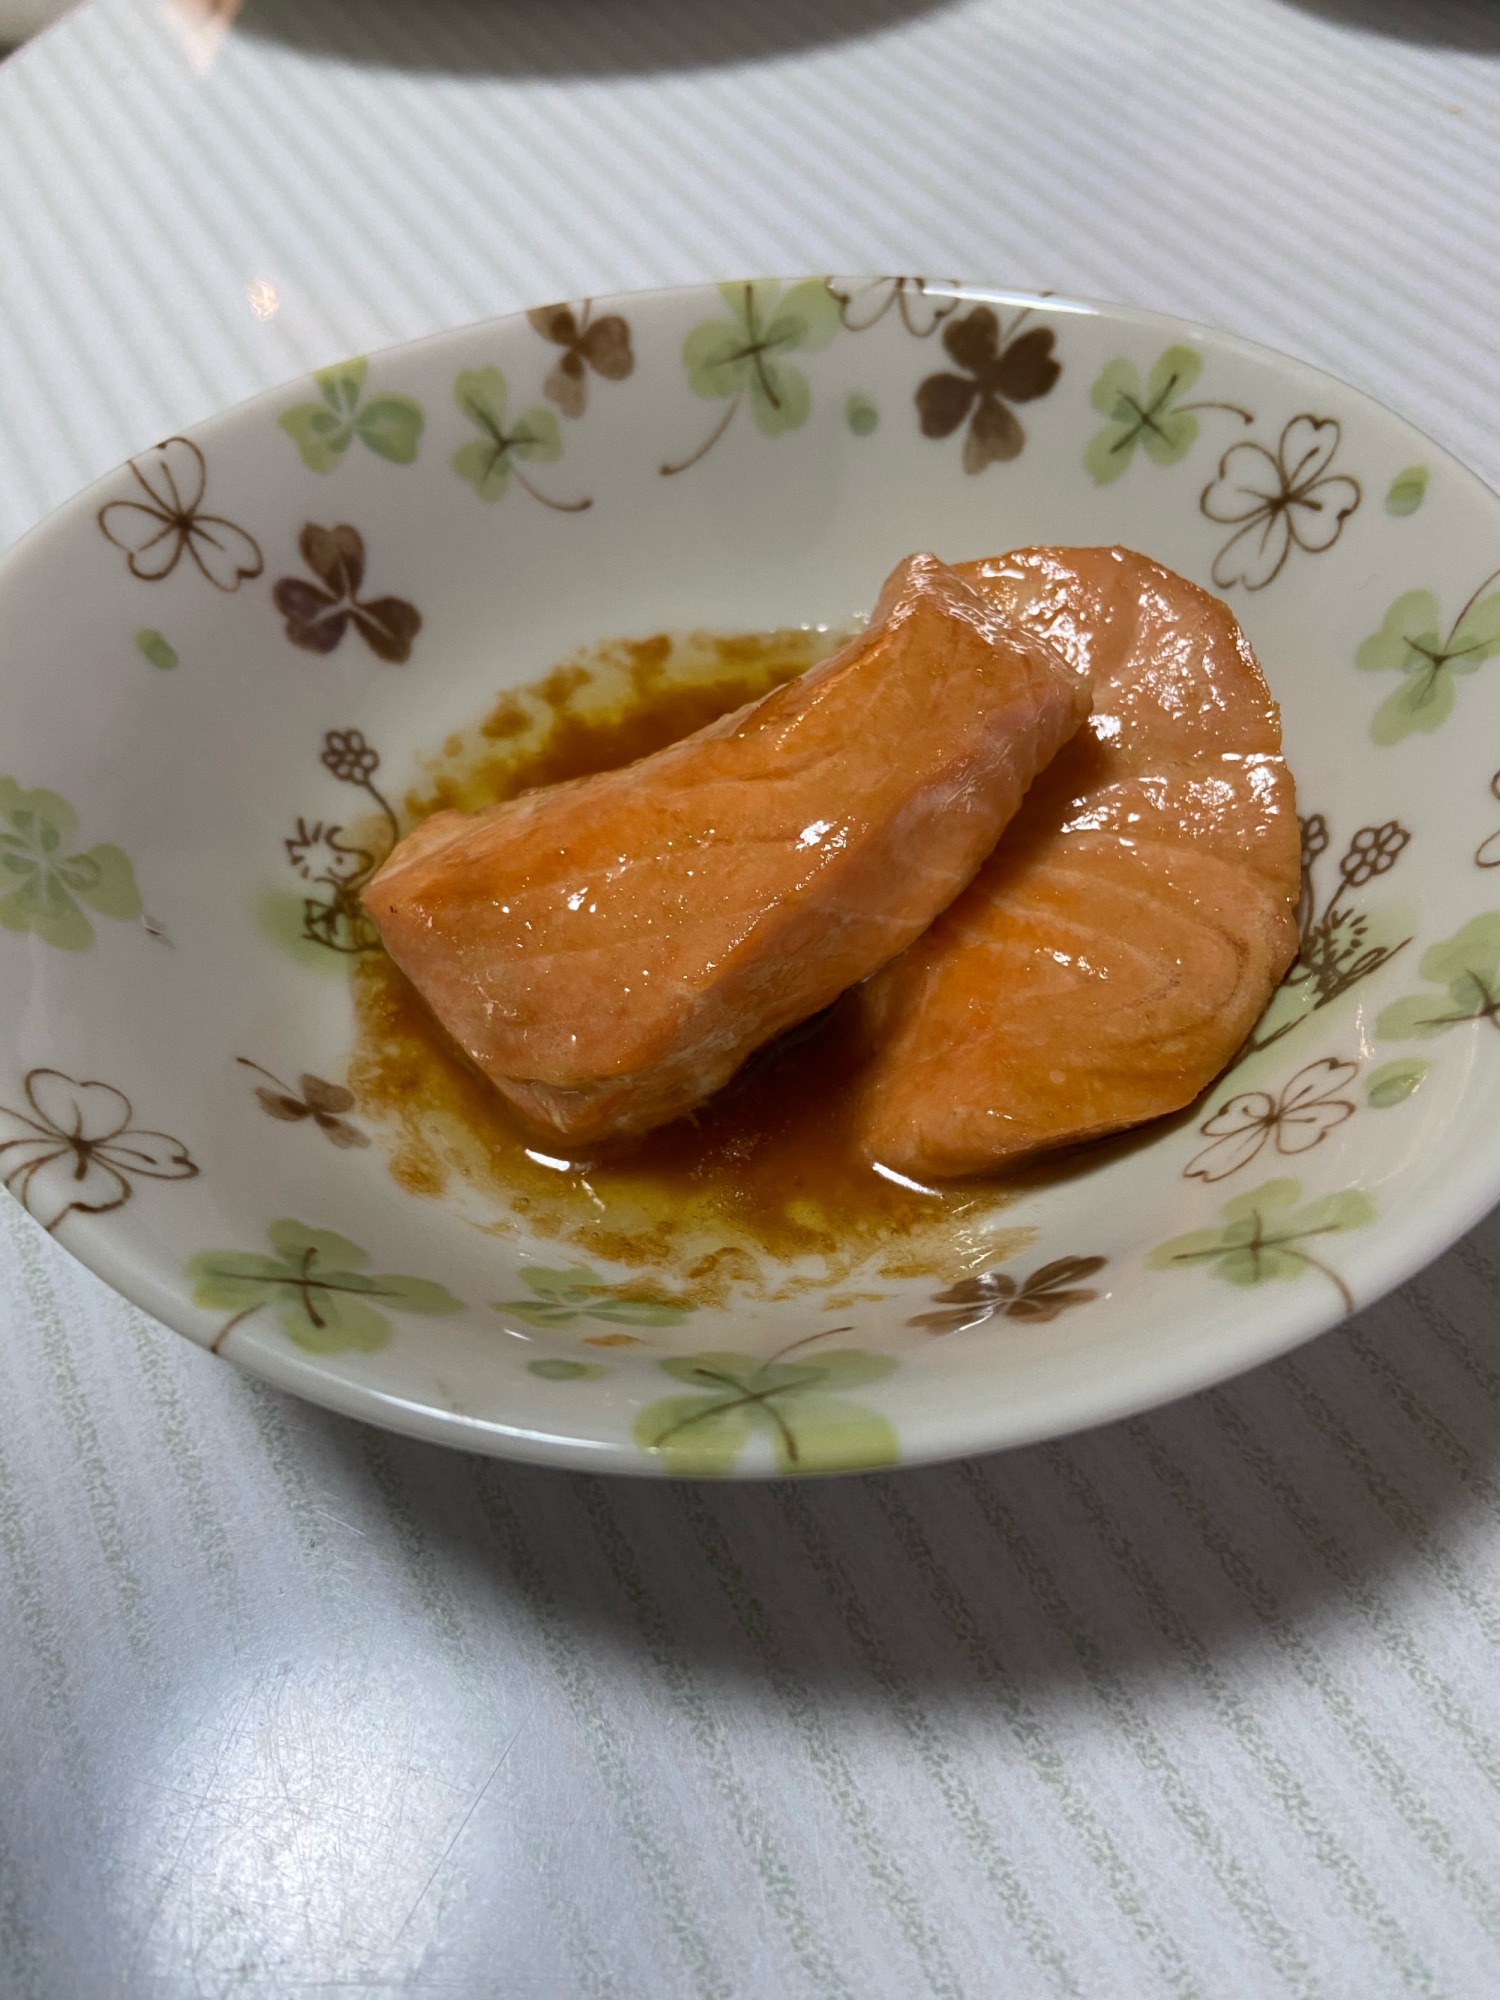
[[4, 279, 1499, 1474]]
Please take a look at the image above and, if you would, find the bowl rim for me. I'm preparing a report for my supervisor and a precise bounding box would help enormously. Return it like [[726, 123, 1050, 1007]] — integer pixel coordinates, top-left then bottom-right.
[[5, 276, 1499, 1476]]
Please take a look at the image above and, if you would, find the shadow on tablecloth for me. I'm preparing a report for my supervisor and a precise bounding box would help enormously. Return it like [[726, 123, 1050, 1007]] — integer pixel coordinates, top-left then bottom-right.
[[291, 1196, 1500, 1700], [1272, 0, 1500, 50], [232, 0, 958, 77]]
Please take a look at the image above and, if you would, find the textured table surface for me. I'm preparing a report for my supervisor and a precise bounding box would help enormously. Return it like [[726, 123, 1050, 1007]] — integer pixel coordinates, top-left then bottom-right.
[[6, 1, 1500, 1995]]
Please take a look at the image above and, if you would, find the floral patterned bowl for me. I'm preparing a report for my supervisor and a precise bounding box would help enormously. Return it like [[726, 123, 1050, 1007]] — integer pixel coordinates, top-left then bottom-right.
[[3, 279, 1499, 1477]]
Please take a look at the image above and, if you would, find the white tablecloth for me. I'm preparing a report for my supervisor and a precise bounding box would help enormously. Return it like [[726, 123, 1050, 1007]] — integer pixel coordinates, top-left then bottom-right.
[[5, 1, 1500, 1993]]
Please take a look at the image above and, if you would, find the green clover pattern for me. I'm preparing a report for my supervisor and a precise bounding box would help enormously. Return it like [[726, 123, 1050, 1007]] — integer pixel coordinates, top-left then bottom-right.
[[1084, 345, 1206, 485], [1356, 577, 1500, 743], [685, 279, 840, 430], [451, 366, 565, 502], [494, 1264, 693, 1329], [1376, 915, 1500, 1040], [0, 778, 142, 951], [633, 1343, 898, 1476], [1385, 465, 1429, 517], [1149, 1177, 1375, 1314], [662, 280, 842, 474], [134, 628, 178, 670], [1365, 1058, 1430, 1107], [278, 357, 425, 474], [188, 1218, 462, 1355]]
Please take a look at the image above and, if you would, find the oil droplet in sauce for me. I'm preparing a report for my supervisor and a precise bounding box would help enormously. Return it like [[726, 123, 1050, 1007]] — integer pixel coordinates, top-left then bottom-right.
[[348, 626, 1036, 1301]]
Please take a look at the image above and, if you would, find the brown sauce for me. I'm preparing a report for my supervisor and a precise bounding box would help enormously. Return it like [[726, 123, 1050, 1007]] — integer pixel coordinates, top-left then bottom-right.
[[348, 627, 1036, 1300]]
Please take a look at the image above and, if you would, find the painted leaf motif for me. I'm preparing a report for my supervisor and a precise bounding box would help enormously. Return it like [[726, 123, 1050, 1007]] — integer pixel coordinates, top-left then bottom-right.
[[61, 844, 141, 920], [300, 1075, 355, 1114], [1356, 594, 1444, 672], [1376, 991, 1480, 1039], [354, 394, 424, 464], [763, 1393, 897, 1474], [1449, 592, 1500, 669], [750, 363, 811, 438], [1219, 1177, 1302, 1225], [1149, 1177, 1374, 1300], [583, 1296, 692, 1326], [0, 780, 141, 949], [509, 407, 563, 463], [1371, 670, 1454, 743], [0, 1068, 197, 1231], [1089, 356, 1143, 421], [1366, 1058, 1430, 1107], [1277, 1187, 1376, 1236], [780, 1349, 895, 1392], [1385, 465, 1429, 516], [634, 1393, 760, 1476], [1006, 1255, 1107, 1319], [2, 1139, 128, 1230], [684, 280, 837, 424], [452, 438, 510, 499], [580, 315, 633, 378], [278, 402, 354, 474], [915, 372, 977, 439], [188, 1217, 461, 1355], [964, 395, 1023, 472], [682, 318, 748, 400], [634, 1347, 897, 1475], [494, 1262, 690, 1328], [135, 628, 178, 670], [762, 277, 842, 356], [256, 1087, 310, 1122], [450, 372, 563, 500], [1377, 914, 1500, 1038], [351, 597, 423, 665], [281, 359, 423, 472], [992, 325, 1061, 402], [300, 522, 365, 596], [0, 779, 77, 846], [0, 873, 92, 950], [1145, 342, 1204, 408], [1356, 582, 1500, 743], [528, 1358, 609, 1381], [1417, 913, 1500, 991], [454, 365, 508, 431], [320, 357, 369, 414]]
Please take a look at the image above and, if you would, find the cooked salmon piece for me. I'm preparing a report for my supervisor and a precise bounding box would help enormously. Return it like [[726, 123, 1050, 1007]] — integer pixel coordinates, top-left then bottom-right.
[[363, 552, 1092, 1145], [854, 546, 1300, 1178]]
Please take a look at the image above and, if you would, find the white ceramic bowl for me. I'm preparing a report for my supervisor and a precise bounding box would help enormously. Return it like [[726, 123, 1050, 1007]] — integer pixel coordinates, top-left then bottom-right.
[[3, 280, 1498, 1476]]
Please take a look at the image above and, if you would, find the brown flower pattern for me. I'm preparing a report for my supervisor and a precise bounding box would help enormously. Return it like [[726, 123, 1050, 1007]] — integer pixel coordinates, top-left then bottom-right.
[[98, 437, 263, 591], [829, 275, 959, 337], [915, 306, 1061, 472], [273, 524, 422, 663], [1246, 812, 1412, 1057], [237, 1057, 369, 1148], [0, 1069, 197, 1231], [1186, 1056, 1358, 1183], [285, 727, 398, 956], [528, 301, 634, 417], [1475, 767, 1500, 869], [909, 1256, 1106, 1334], [1201, 415, 1361, 589]]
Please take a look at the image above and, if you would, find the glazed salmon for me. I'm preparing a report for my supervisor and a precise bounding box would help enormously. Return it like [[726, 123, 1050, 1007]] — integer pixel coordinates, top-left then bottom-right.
[[364, 552, 1091, 1145], [854, 546, 1300, 1177]]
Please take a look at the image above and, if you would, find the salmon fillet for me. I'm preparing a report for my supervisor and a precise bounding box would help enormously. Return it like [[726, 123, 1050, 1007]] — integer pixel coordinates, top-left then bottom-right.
[[854, 546, 1300, 1178], [363, 552, 1092, 1145]]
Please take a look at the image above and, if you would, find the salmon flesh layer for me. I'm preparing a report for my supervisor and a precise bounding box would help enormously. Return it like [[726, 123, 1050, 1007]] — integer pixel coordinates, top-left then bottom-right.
[[854, 546, 1301, 1178], [363, 552, 1092, 1144]]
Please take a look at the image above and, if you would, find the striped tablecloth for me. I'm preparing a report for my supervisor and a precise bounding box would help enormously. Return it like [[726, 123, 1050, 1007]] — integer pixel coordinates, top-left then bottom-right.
[[4, 2, 1500, 1993]]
